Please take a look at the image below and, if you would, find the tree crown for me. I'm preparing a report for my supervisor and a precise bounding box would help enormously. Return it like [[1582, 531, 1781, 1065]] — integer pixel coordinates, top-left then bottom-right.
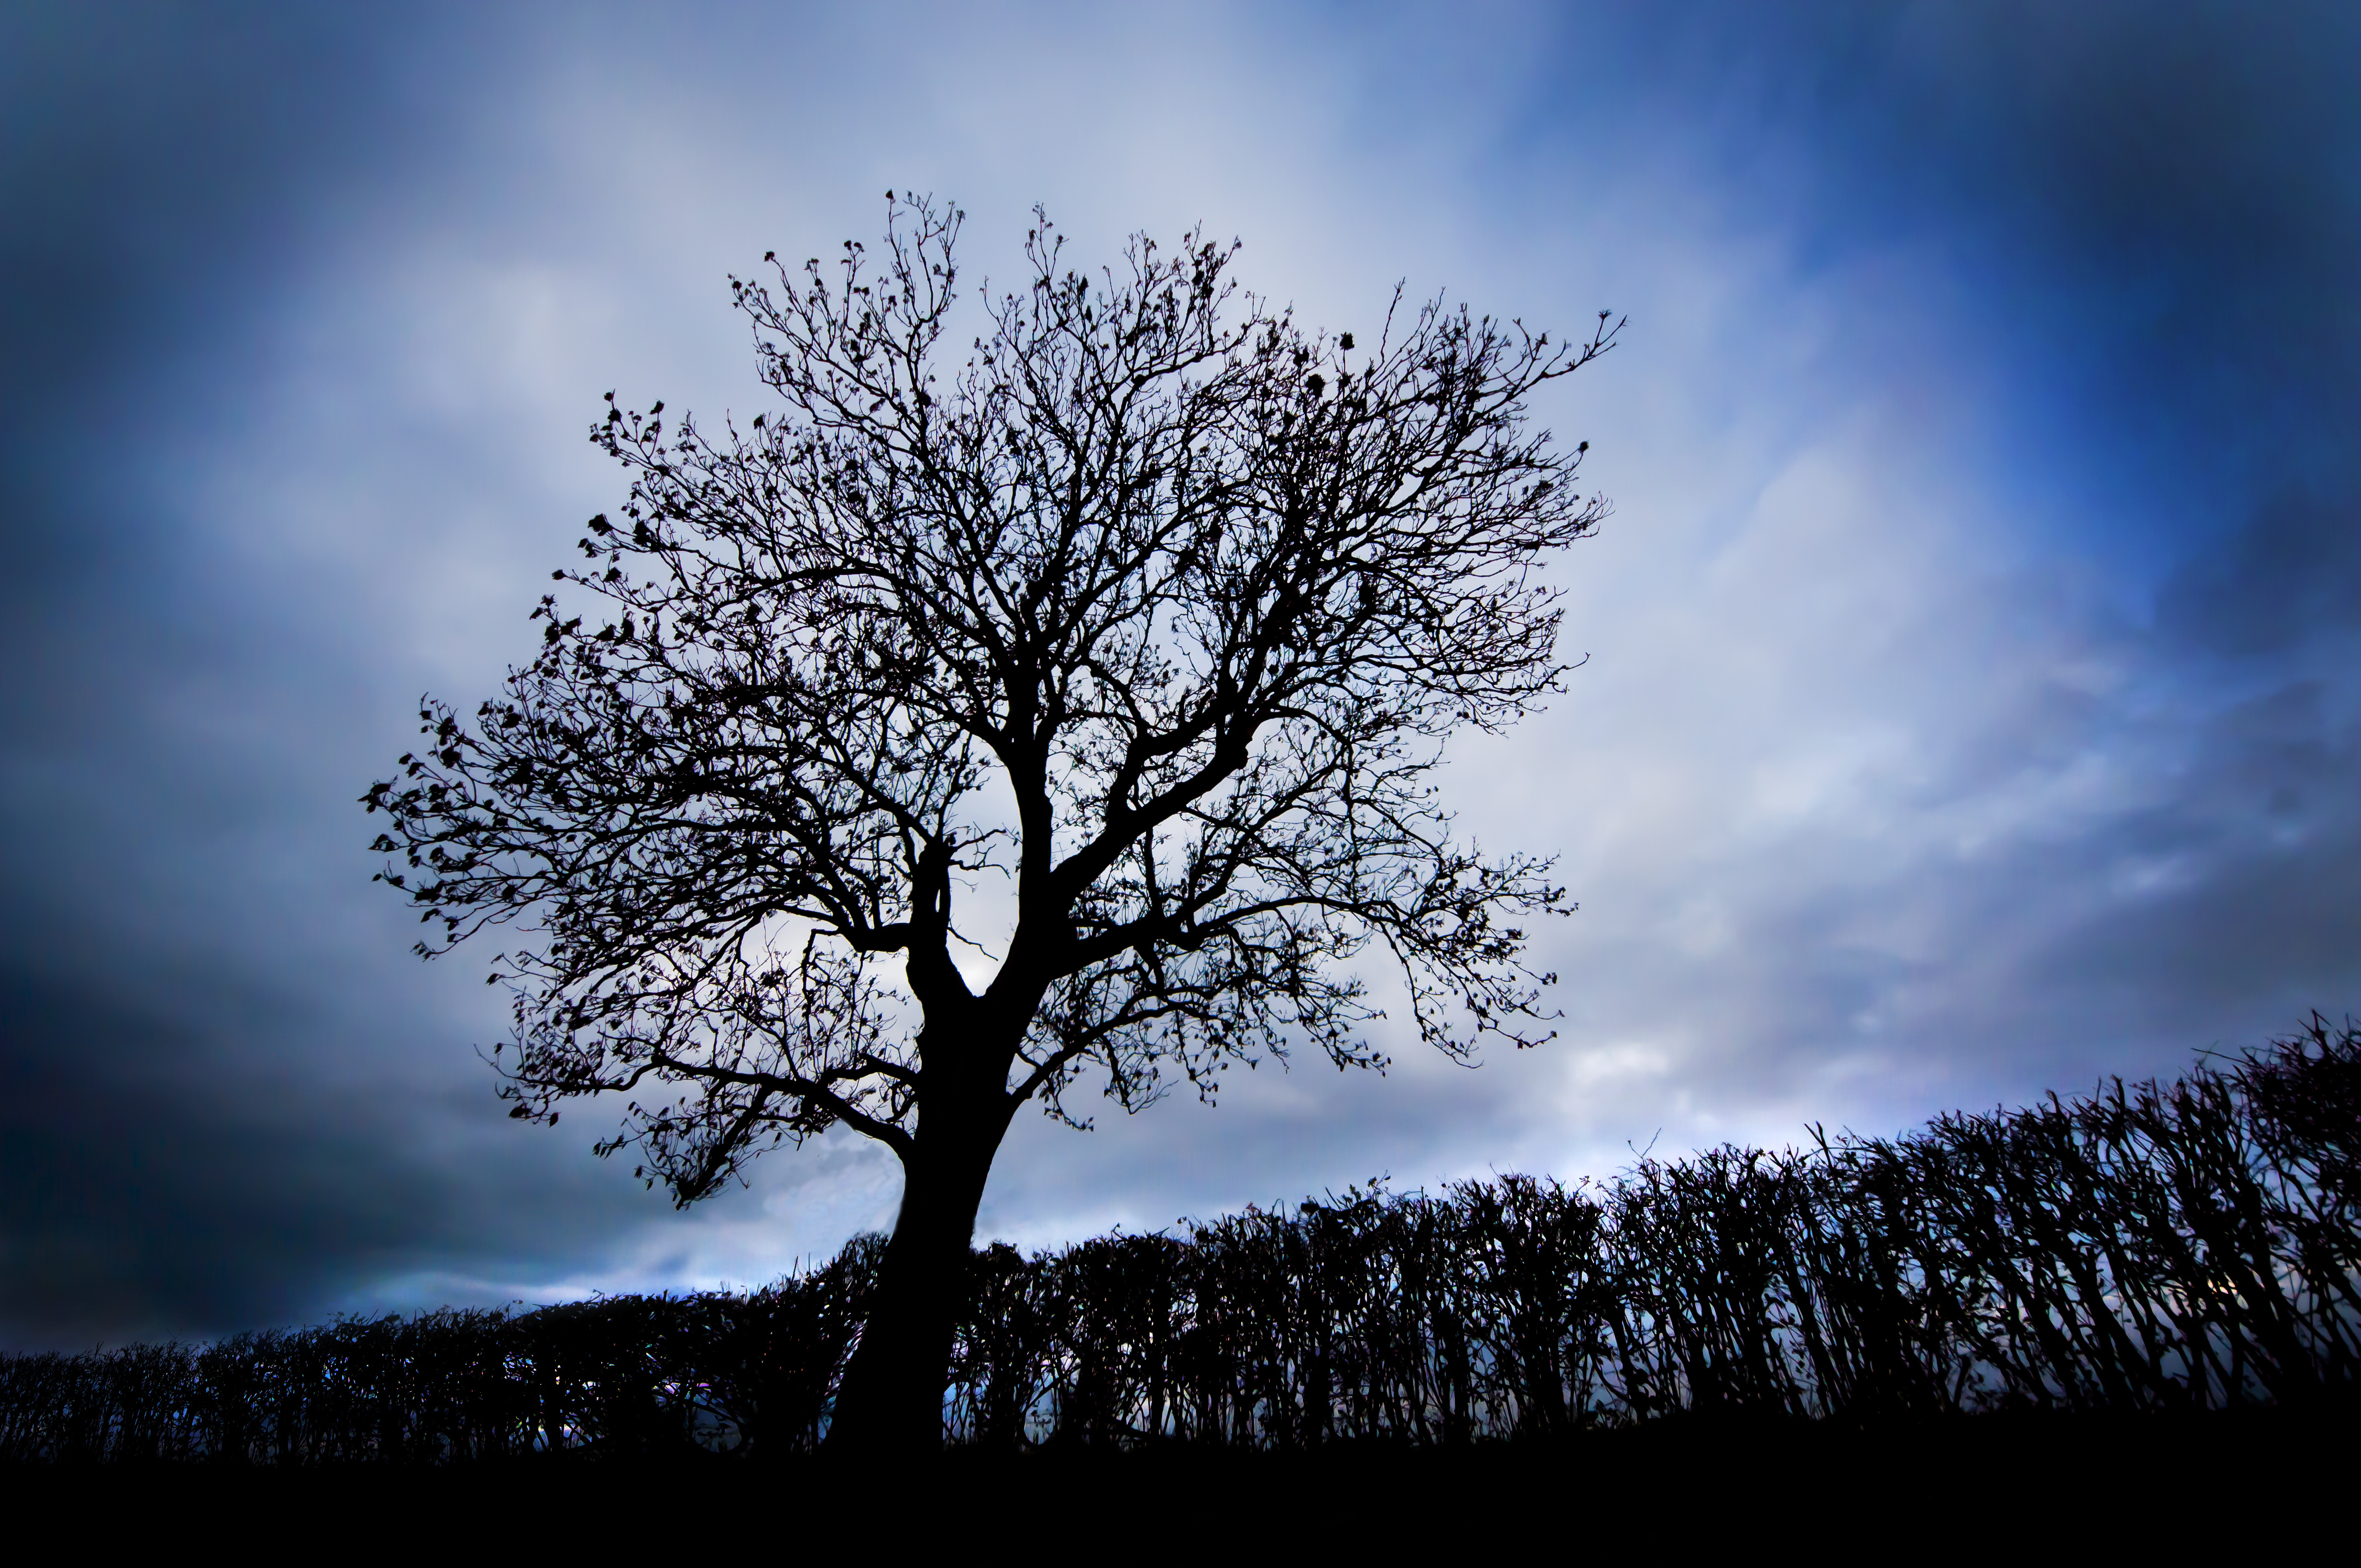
[[365, 195, 1617, 1203]]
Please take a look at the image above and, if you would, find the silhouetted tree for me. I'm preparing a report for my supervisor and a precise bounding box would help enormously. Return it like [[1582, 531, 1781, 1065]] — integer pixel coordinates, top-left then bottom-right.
[[363, 194, 1617, 1449]]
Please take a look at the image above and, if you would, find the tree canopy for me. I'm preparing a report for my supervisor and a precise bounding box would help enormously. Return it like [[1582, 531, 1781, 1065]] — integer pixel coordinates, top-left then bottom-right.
[[365, 194, 1616, 1445]]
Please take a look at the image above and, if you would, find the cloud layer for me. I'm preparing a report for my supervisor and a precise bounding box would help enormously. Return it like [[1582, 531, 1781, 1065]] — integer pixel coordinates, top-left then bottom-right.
[[4, 1, 2358, 1345]]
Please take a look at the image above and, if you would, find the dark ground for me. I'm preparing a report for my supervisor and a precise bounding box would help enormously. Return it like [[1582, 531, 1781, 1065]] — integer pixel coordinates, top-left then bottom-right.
[[2, 1407, 2348, 1548]]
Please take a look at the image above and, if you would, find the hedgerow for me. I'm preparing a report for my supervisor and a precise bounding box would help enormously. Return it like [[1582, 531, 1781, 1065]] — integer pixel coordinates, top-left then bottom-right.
[[5, 1017, 2353, 1461]]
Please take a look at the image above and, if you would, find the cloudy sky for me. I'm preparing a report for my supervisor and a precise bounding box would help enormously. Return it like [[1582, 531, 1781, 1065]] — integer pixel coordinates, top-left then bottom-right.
[[5, 0, 2357, 1348]]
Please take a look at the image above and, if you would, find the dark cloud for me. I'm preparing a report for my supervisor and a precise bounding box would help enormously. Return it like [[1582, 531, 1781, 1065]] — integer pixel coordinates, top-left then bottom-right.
[[0, 961, 650, 1343], [2157, 488, 2361, 656], [1633, 1, 2361, 1066], [1603, 2, 2361, 531], [3, 2, 2358, 1346], [1, 6, 429, 561], [0, 4, 606, 1346], [0, 4, 448, 842]]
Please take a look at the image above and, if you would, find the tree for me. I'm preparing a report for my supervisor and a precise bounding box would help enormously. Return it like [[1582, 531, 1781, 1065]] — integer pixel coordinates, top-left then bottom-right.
[[364, 195, 1618, 1450]]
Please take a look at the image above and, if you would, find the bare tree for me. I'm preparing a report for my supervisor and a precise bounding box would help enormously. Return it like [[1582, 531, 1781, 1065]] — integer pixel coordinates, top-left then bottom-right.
[[364, 194, 1617, 1449]]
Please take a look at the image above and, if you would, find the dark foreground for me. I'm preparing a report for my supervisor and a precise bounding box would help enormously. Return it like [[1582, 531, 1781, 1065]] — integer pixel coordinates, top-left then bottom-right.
[[6, 1408, 2350, 1546]]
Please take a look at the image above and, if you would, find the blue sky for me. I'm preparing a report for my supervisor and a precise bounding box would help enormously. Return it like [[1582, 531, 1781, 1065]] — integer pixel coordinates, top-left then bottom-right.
[[4, 0, 2358, 1346]]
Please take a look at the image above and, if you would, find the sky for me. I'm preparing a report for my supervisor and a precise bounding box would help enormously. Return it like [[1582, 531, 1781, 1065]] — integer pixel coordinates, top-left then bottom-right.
[[4, 0, 2358, 1348]]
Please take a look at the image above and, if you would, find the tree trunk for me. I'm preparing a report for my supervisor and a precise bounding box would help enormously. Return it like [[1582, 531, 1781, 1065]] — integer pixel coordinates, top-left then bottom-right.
[[826, 1092, 1011, 1451]]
